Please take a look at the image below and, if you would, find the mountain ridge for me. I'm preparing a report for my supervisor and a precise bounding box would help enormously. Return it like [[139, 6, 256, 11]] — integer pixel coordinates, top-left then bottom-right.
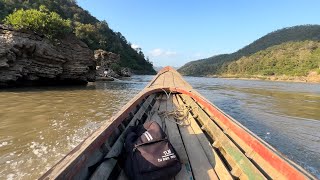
[[178, 25, 320, 77]]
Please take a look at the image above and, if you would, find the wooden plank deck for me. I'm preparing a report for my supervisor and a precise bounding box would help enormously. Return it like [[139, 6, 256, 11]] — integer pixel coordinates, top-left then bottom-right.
[[112, 93, 225, 180], [160, 95, 193, 180], [148, 67, 192, 90], [179, 94, 266, 179], [41, 66, 315, 180], [176, 94, 233, 180], [173, 95, 219, 180]]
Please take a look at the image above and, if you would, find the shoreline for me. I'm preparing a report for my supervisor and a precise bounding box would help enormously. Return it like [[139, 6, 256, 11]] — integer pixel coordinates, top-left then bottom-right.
[[207, 73, 320, 83]]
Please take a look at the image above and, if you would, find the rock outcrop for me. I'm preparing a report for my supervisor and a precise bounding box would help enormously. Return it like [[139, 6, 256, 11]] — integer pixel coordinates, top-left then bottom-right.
[[120, 67, 131, 77], [94, 49, 131, 80], [94, 50, 120, 68], [0, 25, 96, 87]]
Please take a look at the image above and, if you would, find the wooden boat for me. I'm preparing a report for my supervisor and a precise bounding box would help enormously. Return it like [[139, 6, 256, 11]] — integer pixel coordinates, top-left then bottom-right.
[[41, 66, 316, 180]]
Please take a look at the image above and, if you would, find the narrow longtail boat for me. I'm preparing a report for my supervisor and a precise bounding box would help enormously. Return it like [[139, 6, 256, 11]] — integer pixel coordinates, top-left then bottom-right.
[[41, 66, 316, 180]]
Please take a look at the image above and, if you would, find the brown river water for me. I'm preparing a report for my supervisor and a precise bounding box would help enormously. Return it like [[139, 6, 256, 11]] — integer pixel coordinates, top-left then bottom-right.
[[0, 76, 319, 179]]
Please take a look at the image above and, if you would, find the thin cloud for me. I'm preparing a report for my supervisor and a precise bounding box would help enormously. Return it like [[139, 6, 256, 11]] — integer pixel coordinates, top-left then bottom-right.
[[149, 48, 177, 57], [131, 44, 140, 49]]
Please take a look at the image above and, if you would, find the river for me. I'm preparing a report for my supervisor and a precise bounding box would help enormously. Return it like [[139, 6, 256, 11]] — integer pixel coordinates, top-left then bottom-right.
[[0, 76, 319, 179]]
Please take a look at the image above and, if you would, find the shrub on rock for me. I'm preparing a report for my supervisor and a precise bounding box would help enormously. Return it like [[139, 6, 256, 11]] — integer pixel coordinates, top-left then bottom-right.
[[4, 6, 71, 39]]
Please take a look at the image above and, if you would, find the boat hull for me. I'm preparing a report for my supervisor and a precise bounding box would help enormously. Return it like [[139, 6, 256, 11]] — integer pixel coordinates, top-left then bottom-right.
[[41, 66, 316, 180]]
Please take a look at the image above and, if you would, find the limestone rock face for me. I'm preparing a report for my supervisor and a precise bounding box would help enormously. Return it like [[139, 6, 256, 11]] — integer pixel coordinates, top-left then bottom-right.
[[94, 49, 131, 79], [94, 49, 120, 67], [0, 25, 96, 87]]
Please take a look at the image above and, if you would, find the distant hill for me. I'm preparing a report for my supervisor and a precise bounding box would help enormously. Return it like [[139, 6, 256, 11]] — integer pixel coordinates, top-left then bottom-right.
[[153, 66, 164, 72], [226, 41, 320, 76], [154, 66, 180, 72], [178, 25, 320, 76], [0, 0, 156, 74]]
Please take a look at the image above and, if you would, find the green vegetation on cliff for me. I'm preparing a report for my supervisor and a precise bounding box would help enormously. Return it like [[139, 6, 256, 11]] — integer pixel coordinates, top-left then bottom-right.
[[226, 41, 320, 76], [4, 7, 72, 39], [178, 25, 320, 76], [0, 0, 155, 74]]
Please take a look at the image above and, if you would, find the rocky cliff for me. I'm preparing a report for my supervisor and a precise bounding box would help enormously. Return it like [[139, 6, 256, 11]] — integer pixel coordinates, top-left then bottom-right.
[[0, 25, 96, 87], [94, 49, 131, 79]]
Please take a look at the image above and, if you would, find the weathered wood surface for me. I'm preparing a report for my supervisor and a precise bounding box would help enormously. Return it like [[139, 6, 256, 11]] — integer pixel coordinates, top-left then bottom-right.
[[90, 95, 156, 180], [160, 95, 190, 164], [148, 67, 192, 90], [191, 97, 286, 179], [173, 95, 219, 180], [159, 95, 193, 180], [41, 66, 315, 180], [179, 94, 266, 179], [176, 94, 233, 180]]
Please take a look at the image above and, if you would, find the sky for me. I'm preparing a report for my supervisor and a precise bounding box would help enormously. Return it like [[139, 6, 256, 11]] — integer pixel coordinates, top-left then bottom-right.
[[78, 0, 320, 67]]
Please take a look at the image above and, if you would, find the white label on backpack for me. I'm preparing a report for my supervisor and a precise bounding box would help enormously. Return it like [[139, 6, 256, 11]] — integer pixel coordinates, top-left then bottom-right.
[[158, 149, 176, 162], [143, 131, 153, 141]]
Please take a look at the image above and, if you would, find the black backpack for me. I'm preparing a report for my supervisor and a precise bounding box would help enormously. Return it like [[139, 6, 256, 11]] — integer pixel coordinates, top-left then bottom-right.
[[123, 121, 181, 180]]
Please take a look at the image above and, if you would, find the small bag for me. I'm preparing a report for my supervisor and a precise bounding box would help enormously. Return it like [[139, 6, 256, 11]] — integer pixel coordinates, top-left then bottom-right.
[[123, 121, 181, 180]]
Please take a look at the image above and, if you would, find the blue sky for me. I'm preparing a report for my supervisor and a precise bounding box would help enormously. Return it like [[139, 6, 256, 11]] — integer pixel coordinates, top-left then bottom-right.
[[78, 0, 320, 67]]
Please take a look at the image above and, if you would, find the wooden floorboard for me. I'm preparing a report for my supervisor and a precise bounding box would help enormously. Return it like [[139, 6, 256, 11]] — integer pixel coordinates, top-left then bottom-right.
[[161, 95, 194, 180], [160, 95, 190, 164], [173, 95, 218, 180], [177, 94, 233, 180], [180, 94, 266, 179]]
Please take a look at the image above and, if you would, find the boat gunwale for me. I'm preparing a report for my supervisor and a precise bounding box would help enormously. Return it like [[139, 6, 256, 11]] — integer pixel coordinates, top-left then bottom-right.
[[40, 88, 168, 179]]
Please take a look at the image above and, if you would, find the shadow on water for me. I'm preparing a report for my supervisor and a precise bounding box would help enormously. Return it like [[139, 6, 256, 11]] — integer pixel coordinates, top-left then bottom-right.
[[0, 75, 154, 93], [184, 76, 320, 178], [0, 84, 96, 93], [0, 81, 140, 93]]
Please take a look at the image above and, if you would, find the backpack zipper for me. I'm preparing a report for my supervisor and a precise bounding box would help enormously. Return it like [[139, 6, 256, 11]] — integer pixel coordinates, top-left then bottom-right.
[[133, 138, 168, 152]]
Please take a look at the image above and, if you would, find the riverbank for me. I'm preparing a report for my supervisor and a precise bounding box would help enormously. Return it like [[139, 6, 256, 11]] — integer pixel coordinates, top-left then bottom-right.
[[211, 71, 320, 83]]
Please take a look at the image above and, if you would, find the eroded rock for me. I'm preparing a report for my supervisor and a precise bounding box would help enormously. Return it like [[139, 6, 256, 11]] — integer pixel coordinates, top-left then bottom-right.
[[0, 25, 96, 87], [94, 49, 131, 79], [120, 67, 131, 77]]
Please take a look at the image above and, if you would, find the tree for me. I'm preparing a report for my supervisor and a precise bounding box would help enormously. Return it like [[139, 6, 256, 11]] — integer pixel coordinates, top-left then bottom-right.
[[0, 0, 156, 74], [4, 7, 71, 39]]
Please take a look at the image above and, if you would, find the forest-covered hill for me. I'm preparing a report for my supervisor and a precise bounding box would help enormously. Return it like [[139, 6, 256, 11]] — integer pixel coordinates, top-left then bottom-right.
[[0, 0, 155, 74], [226, 41, 320, 76], [178, 25, 320, 77]]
